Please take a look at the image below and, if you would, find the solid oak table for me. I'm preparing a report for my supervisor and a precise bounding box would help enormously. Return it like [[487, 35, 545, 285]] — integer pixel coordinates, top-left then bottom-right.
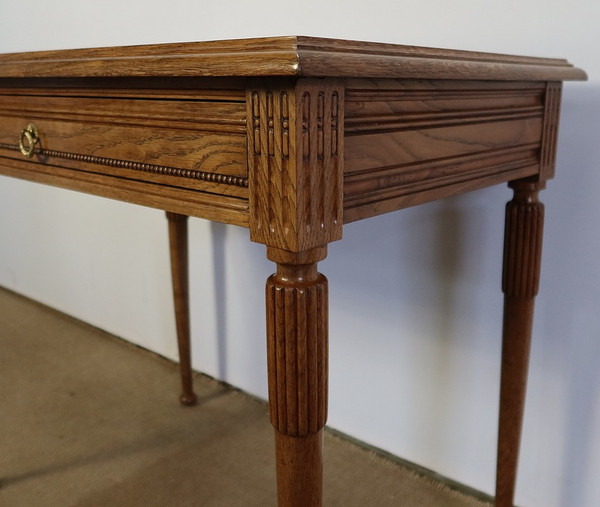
[[0, 37, 586, 506]]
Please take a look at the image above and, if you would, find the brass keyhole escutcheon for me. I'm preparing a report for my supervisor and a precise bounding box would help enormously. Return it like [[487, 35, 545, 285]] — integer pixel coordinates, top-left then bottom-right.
[[18, 123, 39, 158]]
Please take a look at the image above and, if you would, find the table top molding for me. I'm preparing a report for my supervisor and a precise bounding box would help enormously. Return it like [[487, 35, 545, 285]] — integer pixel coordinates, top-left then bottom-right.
[[0, 36, 587, 81]]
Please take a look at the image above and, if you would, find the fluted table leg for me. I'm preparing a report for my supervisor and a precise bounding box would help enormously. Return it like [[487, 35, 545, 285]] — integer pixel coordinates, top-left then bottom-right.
[[495, 180, 545, 506], [266, 247, 329, 507], [166, 212, 197, 406]]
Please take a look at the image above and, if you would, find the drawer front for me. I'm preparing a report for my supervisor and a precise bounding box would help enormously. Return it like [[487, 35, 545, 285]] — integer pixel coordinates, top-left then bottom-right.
[[0, 89, 249, 198]]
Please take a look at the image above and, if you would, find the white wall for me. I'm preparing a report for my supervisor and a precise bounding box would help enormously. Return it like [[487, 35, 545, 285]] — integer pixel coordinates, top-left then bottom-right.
[[1, 1, 598, 505]]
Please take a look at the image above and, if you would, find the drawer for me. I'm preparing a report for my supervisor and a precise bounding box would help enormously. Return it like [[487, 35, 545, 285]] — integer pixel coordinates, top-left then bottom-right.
[[0, 89, 249, 199]]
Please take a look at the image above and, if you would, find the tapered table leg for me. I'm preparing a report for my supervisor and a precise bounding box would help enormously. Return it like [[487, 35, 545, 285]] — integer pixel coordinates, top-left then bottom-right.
[[166, 212, 197, 406], [266, 247, 329, 507], [495, 180, 545, 506]]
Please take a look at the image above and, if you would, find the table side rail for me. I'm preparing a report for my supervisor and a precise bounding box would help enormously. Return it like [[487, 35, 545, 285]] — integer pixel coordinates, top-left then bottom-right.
[[342, 79, 555, 222]]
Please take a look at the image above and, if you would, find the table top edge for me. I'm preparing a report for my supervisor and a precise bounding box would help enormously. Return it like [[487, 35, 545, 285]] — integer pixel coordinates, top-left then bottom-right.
[[0, 35, 587, 82]]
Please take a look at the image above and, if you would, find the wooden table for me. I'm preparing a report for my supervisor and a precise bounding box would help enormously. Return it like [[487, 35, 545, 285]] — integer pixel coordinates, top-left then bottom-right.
[[0, 37, 586, 506]]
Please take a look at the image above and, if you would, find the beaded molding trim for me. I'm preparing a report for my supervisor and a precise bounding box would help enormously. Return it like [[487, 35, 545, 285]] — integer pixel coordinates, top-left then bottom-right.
[[0, 142, 249, 188]]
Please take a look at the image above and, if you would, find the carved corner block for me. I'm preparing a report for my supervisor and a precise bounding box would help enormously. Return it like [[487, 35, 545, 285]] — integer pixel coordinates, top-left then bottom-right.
[[539, 82, 562, 181], [247, 79, 344, 252]]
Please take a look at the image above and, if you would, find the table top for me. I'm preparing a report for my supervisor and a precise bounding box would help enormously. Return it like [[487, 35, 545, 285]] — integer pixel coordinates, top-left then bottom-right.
[[0, 37, 586, 251], [0, 36, 586, 81]]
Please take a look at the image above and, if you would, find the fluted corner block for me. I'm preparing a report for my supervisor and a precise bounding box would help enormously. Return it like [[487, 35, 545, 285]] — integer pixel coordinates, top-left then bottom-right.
[[502, 180, 546, 299], [247, 79, 344, 252], [539, 82, 563, 181], [265, 248, 329, 437]]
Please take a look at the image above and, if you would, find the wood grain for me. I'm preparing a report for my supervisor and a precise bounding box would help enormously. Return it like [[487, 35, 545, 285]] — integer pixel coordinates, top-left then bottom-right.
[[0, 83, 250, 225], [0, 36, 586, 81], [0, 37, 302, 78], [539, 82, 562, 180], [166, 212, 197, 406], [0, 155, 249, 226], [266, 246, 328, 507], [275, 432, 323, 507], [266, 269, 328, 436], [247, 79, 344, 251], [343, 80, 547, 222], [0, 89, 248, 196], [496, 180, 545, 507]]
